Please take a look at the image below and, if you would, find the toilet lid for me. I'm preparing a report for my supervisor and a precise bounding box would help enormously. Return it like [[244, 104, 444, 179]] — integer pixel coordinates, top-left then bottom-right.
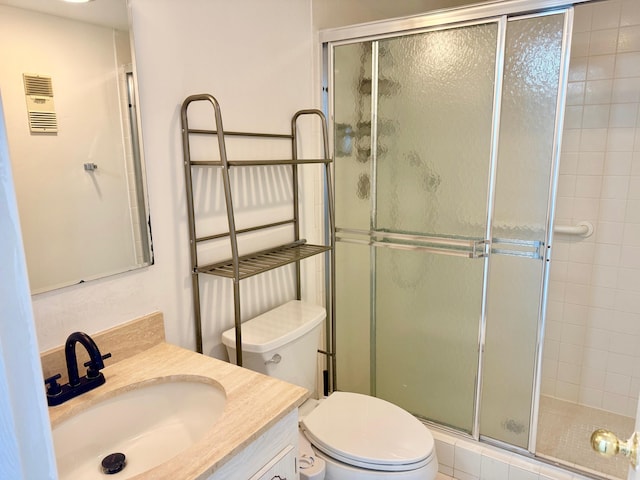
[[300, 392, 435, 472]]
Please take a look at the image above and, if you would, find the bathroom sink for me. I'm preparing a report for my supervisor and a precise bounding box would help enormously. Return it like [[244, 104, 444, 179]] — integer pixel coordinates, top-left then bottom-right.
[[52, 376, 226, 479]]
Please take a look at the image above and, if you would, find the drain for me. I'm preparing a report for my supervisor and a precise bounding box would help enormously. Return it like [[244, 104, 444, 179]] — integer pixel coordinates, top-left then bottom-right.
[[101, 452, 126, 474]]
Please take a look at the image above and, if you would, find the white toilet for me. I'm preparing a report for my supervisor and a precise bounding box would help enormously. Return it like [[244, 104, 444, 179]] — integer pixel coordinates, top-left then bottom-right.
[[221, 300, 438, 480]]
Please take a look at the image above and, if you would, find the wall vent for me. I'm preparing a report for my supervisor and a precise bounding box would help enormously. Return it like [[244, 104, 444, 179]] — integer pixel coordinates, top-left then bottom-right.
[[23, 74, 58, 133]]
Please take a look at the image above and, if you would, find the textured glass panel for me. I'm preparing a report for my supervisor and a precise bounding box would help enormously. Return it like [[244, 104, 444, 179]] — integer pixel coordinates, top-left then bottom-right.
[[334, 42, 373, 231], [492, 14, 563, 241], [481, 255, 543, 448], [375, 248, 484, 433], [480, 14, 564, 448], [375, 23, 498, 238], [335, 241, 371, 394]]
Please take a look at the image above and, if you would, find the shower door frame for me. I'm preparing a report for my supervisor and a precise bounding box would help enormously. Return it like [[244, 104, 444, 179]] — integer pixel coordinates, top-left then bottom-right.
[[321, 0, 584, 455]]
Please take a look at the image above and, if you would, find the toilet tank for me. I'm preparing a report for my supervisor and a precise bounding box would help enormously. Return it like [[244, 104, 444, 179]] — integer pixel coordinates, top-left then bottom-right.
[[221, 300, 325, 393]]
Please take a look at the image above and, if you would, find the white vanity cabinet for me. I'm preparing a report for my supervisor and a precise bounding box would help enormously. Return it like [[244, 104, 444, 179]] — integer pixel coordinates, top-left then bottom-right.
[[207, 409, 299, 480], [249, 445, 296, 480]]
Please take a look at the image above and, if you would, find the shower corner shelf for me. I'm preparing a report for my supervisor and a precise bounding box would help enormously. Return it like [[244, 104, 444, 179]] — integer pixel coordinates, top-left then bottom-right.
[[180, 93, 335, 370]]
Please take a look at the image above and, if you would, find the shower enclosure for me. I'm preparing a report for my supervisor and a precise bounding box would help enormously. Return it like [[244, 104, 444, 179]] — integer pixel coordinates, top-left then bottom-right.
[[325, 0, 640, 478]]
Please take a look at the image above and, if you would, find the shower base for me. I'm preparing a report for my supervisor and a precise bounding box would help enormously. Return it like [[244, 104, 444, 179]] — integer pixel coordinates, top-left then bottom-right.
[[536, 395, 633, 479]]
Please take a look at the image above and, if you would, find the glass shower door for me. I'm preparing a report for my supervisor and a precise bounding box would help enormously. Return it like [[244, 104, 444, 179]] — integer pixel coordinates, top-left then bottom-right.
[[334, 19, 499, 434], [373, 22, 499, 433], [332, 10, 569, 443]]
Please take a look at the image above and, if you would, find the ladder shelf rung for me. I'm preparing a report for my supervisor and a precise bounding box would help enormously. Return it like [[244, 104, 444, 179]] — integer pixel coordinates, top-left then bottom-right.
[[196, 242, 330, 280], [190, 158, 332, 167], [187, 128, 293, 139]]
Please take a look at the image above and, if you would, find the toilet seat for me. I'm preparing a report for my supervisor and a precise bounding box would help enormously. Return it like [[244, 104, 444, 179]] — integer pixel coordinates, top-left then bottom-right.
[[300, 392, 435, 472]]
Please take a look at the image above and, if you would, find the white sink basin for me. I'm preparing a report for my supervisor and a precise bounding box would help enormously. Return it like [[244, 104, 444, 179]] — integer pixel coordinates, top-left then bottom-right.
[[52, 376, 226, 479]]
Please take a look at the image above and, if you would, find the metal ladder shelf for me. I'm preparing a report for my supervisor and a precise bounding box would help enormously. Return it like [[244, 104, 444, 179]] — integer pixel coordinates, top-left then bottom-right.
[[180, 94, 335, 370]]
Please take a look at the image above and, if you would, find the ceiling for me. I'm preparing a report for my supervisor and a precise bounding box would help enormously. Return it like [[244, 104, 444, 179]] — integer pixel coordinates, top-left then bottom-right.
[[0, 0, 129, 30]]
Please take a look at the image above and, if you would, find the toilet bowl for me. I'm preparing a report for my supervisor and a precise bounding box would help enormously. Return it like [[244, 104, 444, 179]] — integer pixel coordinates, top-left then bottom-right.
[[221, 300, 438, 480]]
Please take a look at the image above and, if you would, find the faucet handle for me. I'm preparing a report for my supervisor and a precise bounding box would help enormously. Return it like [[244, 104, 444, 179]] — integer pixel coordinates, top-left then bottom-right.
[[84, 352, 112, 378], [44, 374, 62, 396]]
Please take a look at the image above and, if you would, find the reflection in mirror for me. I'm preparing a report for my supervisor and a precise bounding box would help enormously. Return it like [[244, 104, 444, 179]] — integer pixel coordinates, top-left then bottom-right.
[[0, 0, 153, 294]]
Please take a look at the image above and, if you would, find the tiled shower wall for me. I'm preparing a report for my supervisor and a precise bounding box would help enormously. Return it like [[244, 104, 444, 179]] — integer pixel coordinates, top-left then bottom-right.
[[542, 0, 640, 417]]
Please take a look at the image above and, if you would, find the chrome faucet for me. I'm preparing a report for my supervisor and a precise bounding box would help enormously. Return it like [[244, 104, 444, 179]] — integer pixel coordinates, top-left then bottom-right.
[[44, 332, 111, 406]]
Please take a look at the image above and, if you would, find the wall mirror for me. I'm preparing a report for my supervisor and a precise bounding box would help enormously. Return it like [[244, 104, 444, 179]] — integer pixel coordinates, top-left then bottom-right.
[[0, 0, 153, 294]]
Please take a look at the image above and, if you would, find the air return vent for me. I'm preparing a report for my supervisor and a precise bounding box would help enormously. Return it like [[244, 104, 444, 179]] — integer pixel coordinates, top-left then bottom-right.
[[23, 74, 58, 133]]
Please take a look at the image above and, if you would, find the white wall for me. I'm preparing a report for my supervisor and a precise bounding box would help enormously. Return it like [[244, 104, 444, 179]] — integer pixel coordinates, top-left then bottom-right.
[[0, 6, 136, 293], [32, 0, 317, 358]]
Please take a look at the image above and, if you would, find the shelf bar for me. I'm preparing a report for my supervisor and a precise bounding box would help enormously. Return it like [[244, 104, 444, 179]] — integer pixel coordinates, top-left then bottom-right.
[[187, 128, 293, 139], [190, 158, 332, 166], [195, 219, 295, 243], [197, 242, 330, 280]]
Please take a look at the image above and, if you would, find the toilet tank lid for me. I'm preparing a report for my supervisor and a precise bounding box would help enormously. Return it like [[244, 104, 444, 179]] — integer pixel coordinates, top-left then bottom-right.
[[221, 300, 325, 353]]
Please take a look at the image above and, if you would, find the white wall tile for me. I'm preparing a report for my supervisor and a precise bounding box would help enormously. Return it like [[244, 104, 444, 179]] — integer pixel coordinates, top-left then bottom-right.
[[560, 152, 579, 173], [604, 151, 632, 175], [572, 32, 590, 58], [590, 29, 619, 55], [607, 352, 635, 376], [620, 245, 640, 268], [480, 453, 510, 480], [623, 222, 640, 245], [580, 131, 608, 153], [575, 174, 602, 196], [612, 77, 640, 103], [601, 176, 629, 199], [599, 198, 627, 221], [573, 197, 600, 220], [587, 57, 616, 81], [608, 127, 636, 150], [594, 221, 624, 244], [591, 0, 622, 30], [610, 103, 639, 128], [625, 200, 640, 223], [556, 380, 579, 401], [602, 390, 629, 415], [564, 283, 590, 305], [434, 438, 455, 469], [573, 4, 593, 32], [621, 0, 640, 27], [618, 25, 640, 52], [630, 176, 640, 198], [615, 52, 640, 78], [591, 264, 619, 287], [581, 363, 606, 388], [578, 385, 604, 407], [584, 327, 610, 350], [567, 82, 586, 107], [564, 303, 588, 325], [543, 339, 560, 360], [439, 464, 454, 477], [454, 443, 482, 476], [568, 242, 596, 263], [589, 285, 616, 308], [593, 243, 622, 265], [611, 330, 639, 353], [618, 267, 640, 291], [604, 371, 631, 395], [539, 465, 575, 480], [455, 470, 479, 480], [508, 464, 539, 480]]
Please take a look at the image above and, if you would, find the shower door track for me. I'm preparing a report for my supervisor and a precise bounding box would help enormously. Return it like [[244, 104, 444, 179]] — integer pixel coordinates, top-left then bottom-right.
[[323, 0, 581, 457]]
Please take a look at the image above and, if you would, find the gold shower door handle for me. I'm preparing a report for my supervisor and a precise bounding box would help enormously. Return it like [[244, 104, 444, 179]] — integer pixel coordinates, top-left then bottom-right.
[[591, 429, 640, 470]]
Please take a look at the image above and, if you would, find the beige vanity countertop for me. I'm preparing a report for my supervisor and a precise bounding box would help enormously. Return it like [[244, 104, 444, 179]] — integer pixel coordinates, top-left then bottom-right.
[[48, 342, 309, 480]]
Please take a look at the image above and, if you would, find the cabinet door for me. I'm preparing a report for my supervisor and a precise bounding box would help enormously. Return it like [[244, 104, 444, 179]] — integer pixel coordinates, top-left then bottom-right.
[[248, 445, 296, 480]]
